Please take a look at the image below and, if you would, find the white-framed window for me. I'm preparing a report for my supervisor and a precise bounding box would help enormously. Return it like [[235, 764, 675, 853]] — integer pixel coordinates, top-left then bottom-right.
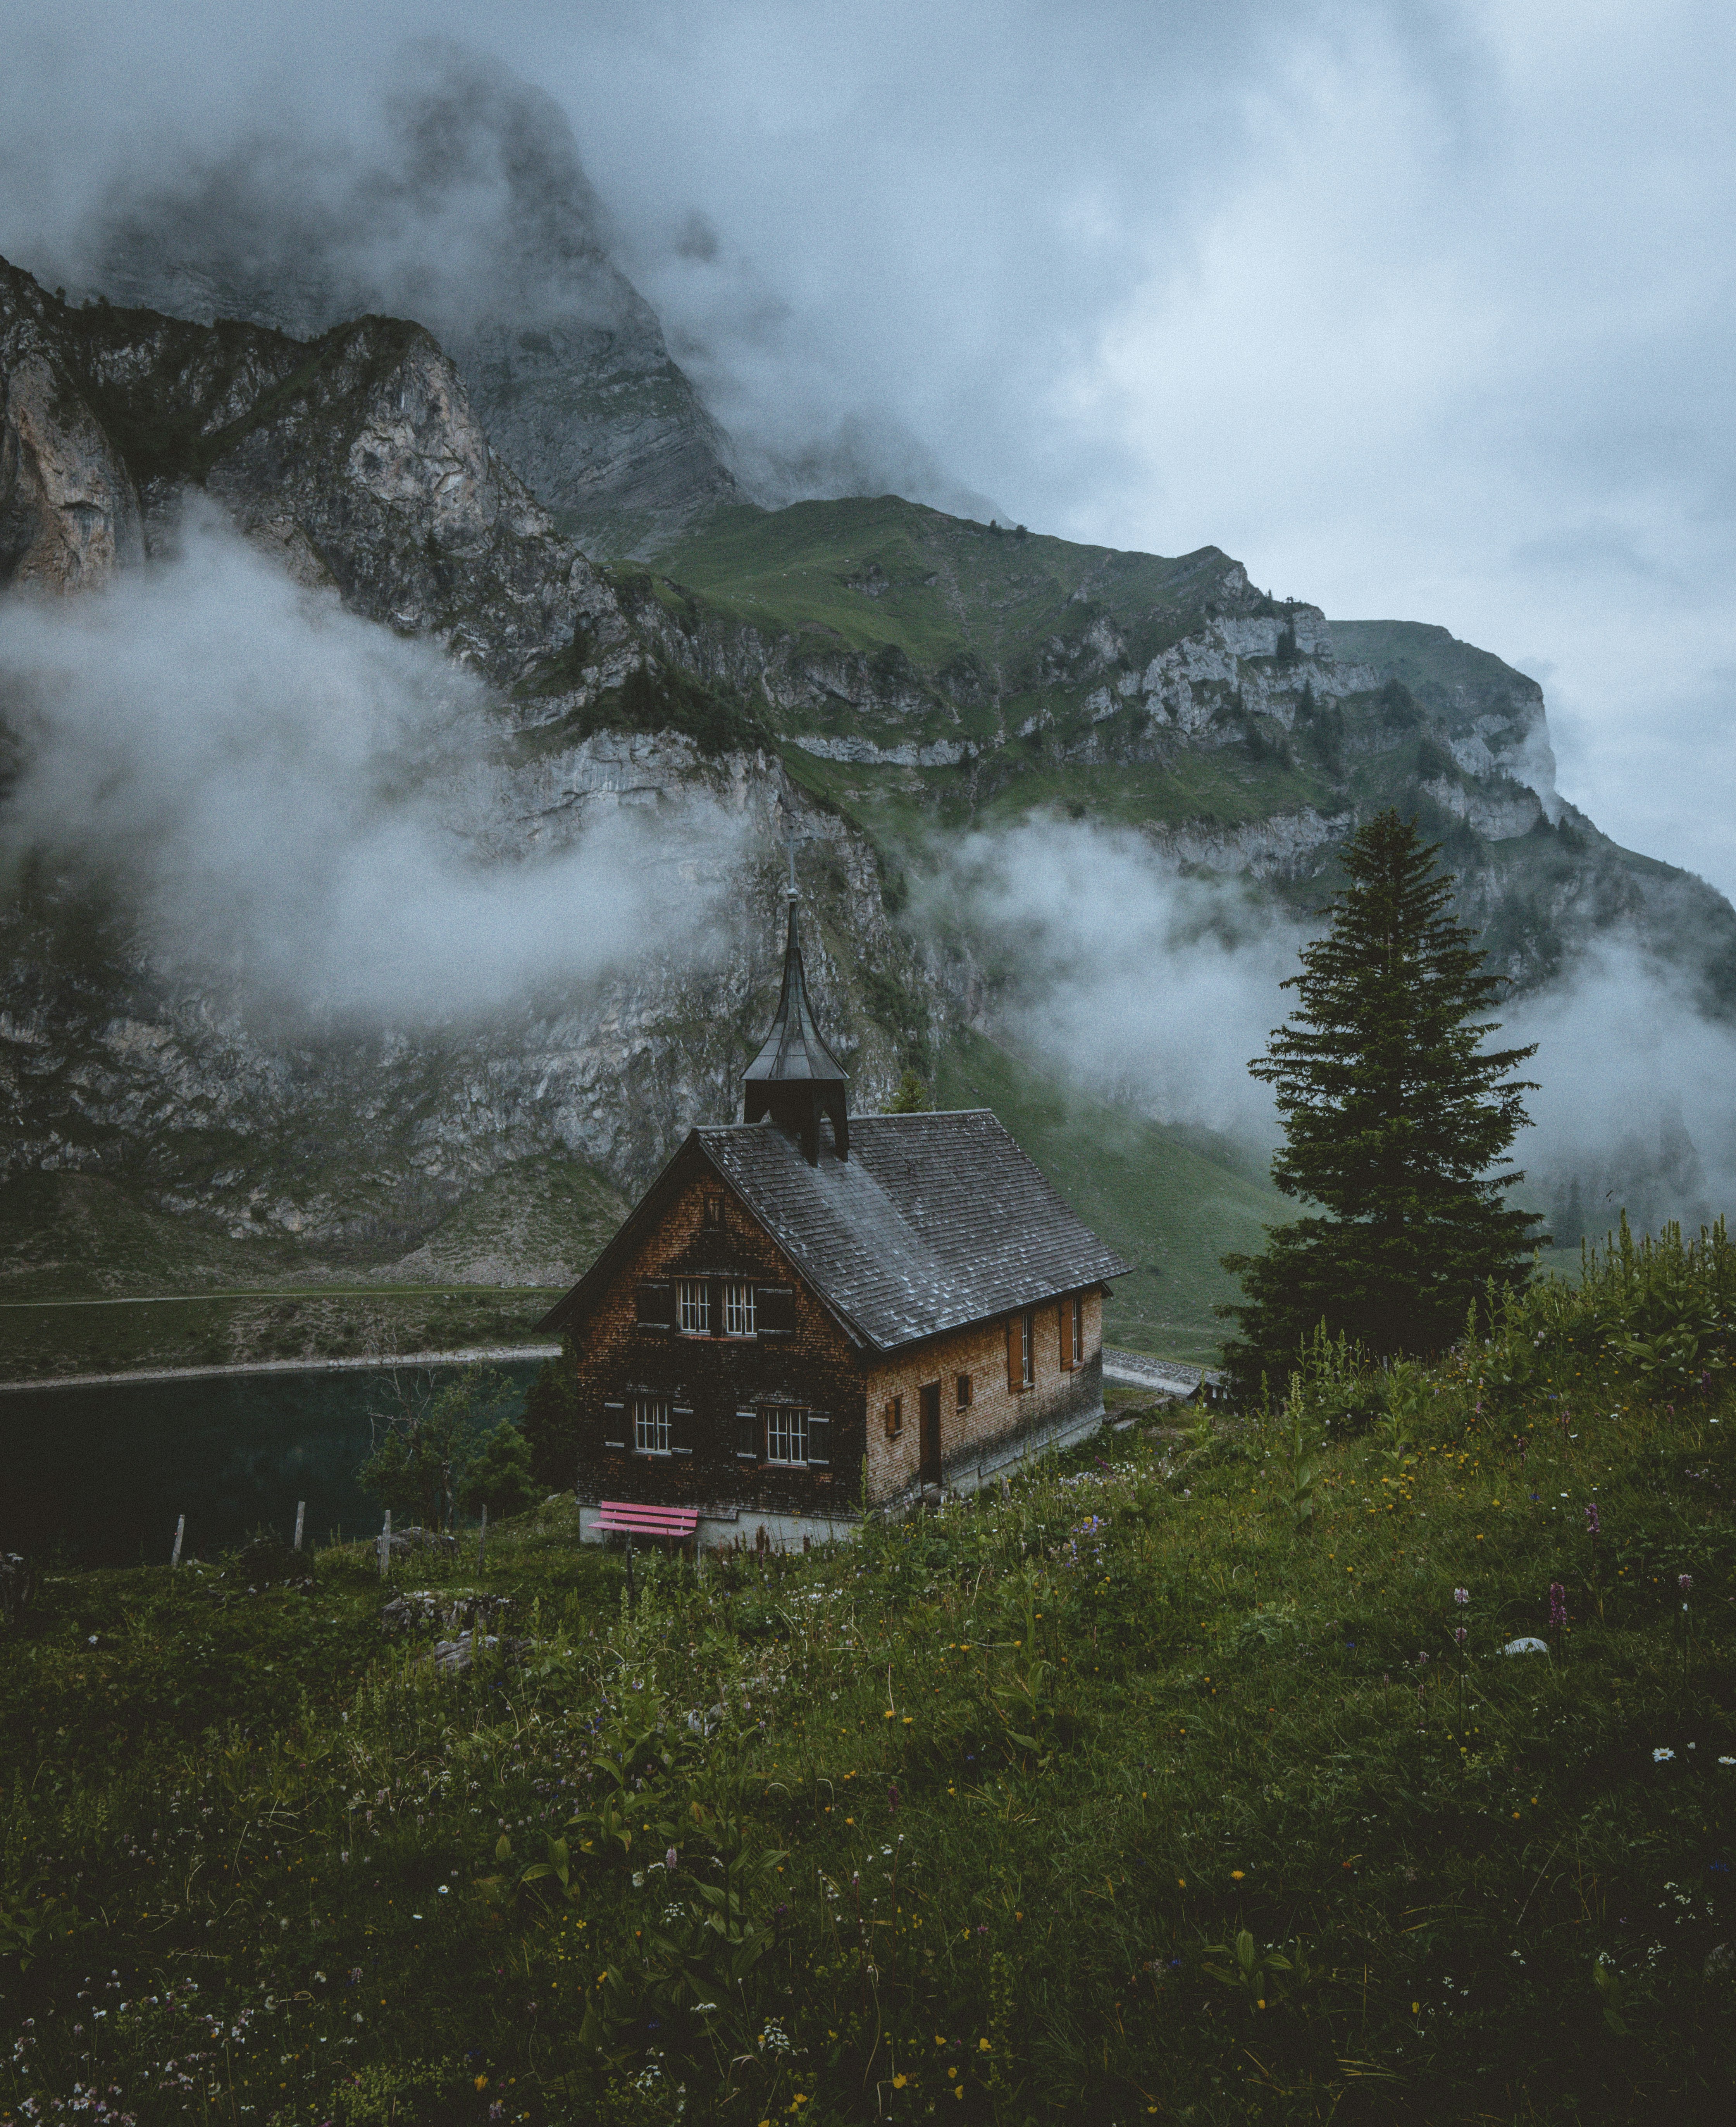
[[724, 1280, 756, 1336], [764, 1406, 809, 1466], [632, 1398, 672, 1455], [677, 1279, 711, 1334]]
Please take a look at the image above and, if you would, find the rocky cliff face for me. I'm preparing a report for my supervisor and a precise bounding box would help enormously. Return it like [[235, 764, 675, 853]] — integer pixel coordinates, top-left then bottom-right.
[[5, 252, 1734, 1269], [0, 261, 936, 1250], [63, 45, 744, 560], [0, 727, 933, 1249]]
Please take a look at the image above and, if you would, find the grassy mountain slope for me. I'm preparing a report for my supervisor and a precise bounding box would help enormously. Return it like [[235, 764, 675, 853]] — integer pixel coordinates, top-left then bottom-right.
[[937, 1030, 1287, 1360], [9, 1250, 1734, 2118], [380, 1155, 630, 1286]]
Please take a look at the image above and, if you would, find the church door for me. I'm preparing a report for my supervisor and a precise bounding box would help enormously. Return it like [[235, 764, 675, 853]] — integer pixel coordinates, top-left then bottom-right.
[[919, 1382, 942, 1486]]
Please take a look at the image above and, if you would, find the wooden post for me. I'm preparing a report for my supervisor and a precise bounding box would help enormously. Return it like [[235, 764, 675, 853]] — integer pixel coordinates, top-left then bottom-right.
[[478, 1503, 488, 1572], [378, 1509, 392, 1579], [293, 1500, 306, 1552], [171, 1514, 185, 1569]]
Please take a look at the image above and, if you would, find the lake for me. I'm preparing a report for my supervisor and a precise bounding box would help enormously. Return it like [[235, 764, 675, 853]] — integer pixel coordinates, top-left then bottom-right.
[[0, 1360, 543, 1566]]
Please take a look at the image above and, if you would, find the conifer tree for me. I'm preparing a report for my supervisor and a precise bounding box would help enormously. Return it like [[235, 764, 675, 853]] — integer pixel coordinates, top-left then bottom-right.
[[1219, 810, 1544, 1397]]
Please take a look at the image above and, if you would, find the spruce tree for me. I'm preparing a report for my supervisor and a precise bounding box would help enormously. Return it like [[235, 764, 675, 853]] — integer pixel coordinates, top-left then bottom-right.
[[1220, 810, 1544, 1397]]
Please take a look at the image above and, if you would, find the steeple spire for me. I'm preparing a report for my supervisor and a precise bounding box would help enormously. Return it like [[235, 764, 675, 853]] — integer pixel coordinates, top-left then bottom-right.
[[742, 870, 850, 1164]]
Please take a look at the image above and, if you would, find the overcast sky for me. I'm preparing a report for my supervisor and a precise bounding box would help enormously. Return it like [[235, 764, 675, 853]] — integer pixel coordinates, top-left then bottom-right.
[[7, 0, 1733, 894]]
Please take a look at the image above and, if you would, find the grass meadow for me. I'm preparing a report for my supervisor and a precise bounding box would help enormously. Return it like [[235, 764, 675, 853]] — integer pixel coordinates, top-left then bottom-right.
[[4, 1222, 1734, 2125]]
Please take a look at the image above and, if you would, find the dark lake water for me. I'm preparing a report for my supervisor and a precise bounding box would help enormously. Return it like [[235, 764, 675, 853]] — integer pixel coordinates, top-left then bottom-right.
[[0, 1361, 542, 1567]]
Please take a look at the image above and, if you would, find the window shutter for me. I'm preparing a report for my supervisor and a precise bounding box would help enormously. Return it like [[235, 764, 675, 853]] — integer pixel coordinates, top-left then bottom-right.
[[601, 1399, 627, 1448], [1060, 1294, 1074, 1370], [1007, 1315, 1021, 1392], [806, 1413, 831, 1466], [672, 1402, 695, 1456], [636, 1280, 674, 1328], [735, 1407, 761, 1462], [756, 1284, 797, 1335]]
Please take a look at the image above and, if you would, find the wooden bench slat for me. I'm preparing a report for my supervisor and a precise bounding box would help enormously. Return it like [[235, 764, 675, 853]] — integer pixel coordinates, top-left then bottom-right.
[[593, 1500, 699, 1536]]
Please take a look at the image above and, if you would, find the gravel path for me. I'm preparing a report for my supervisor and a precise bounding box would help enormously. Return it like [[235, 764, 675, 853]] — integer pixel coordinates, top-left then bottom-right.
[[1102, 1345, 1220, 1398]]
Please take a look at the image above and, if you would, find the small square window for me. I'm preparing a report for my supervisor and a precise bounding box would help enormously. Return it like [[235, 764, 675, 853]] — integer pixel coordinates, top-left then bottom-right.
[[632, 1398, 672, 1455], [956, 1373, 972, 1411], [885, 1394, 903, 1439], [724, 1281, 756, 1336], [677, 1279, 711, 1334], [765, 1406, 809, 1465]]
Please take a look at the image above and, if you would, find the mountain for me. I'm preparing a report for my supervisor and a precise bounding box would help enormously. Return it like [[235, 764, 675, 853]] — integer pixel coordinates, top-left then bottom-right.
[[59, 45, 743, 560], [644, 495, 1736, 1008], [5, 247, 1732, 1342]]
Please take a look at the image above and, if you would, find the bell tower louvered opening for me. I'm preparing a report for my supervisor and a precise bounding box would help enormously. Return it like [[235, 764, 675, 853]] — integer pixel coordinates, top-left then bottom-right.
[[741, 891, 849, 1166]]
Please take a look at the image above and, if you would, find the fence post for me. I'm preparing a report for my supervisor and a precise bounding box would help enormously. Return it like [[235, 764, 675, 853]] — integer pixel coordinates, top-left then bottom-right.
[[378, 1509, 392, 1580], [478, 1503, 488, 1572], [293, 1500, 306, 1552], [171, 1514, 185, 1570]]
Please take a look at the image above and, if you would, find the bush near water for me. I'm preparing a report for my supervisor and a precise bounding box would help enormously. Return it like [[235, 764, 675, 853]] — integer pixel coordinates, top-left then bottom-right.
[[4, 1221, 1736, 2125]]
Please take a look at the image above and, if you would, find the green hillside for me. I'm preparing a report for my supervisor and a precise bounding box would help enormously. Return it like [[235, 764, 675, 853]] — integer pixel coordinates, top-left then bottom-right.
[[937, 1029, 1286, 1361], [652, 494, 1249, 688], [647, 498, 1519, 858]]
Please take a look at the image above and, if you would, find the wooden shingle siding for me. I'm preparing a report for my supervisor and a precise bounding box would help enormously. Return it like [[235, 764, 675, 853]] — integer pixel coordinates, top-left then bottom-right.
[[543, 1112, 1124, 1525], [568, 1151, 864, 1521]]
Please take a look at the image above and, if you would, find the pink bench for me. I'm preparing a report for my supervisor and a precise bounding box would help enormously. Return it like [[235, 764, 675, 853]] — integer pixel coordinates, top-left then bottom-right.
[[592, 1500, 699, 1540]]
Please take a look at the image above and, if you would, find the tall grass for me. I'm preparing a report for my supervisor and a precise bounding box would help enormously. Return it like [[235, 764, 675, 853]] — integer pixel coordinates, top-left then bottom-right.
[[4, 1225, 1736, 2124]]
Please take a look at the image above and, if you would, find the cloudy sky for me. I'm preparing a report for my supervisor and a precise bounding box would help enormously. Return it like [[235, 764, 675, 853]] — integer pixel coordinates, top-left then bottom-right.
[[7, 0, 1733, 892]]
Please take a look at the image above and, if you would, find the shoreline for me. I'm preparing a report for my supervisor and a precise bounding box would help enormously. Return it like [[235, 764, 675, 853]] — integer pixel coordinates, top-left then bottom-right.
[[0, 1343, 562, 1394]]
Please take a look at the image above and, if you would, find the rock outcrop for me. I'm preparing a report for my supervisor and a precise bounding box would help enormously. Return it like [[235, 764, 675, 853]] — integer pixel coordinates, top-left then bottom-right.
[[0, 276, 143, 592], [65, 45, 744, 560]]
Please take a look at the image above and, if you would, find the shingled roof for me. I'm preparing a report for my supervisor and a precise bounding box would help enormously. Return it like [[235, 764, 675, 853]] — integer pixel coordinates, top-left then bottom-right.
[[705, 1109, 1130, 1351]]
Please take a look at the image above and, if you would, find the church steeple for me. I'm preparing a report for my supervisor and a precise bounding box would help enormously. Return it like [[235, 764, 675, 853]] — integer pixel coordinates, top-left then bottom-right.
[[742, 879, 849, 1165]]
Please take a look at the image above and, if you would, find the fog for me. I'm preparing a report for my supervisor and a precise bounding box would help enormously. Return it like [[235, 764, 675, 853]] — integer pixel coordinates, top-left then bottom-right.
[[0, 519, 741, 1022], [930, 816, 1736, 1239], [4, 5, 1734, 892]]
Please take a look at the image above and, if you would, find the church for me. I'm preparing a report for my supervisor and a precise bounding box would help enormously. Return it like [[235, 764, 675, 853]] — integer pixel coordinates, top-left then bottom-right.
[[538, 885, 1131, 1550]]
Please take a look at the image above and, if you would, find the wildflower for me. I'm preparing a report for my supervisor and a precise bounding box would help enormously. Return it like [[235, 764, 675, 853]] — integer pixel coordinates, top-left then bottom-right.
[[1454, 1627, 1467, 1645], [1653, 1748, 1675, 1763], [666, 1846, 679, 1872], [1549, 1584, 1567, 1630], [1453, 1587, 1470, 1606], [1231, 1870, 1246, 1881], [1679, 1574, 1693, 1594], [1584, 1503, 1600, 1536]]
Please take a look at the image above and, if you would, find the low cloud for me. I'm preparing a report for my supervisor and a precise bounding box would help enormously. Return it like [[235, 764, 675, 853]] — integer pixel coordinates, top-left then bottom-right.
[[0, 519, 741, 1022], [932, 815, 1736, 1238]]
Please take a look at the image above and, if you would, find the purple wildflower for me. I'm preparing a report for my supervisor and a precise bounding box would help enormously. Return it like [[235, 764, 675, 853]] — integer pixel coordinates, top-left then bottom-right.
[[1549, 1582, 1567, 1630], [1679, 1574, 1693, 1594], [1453, 1587, 1470, 1606], [666, 1846, 679, 1873], [1454, 1626, 1467, 1645], [1585, 1502, 1601, 1536]]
